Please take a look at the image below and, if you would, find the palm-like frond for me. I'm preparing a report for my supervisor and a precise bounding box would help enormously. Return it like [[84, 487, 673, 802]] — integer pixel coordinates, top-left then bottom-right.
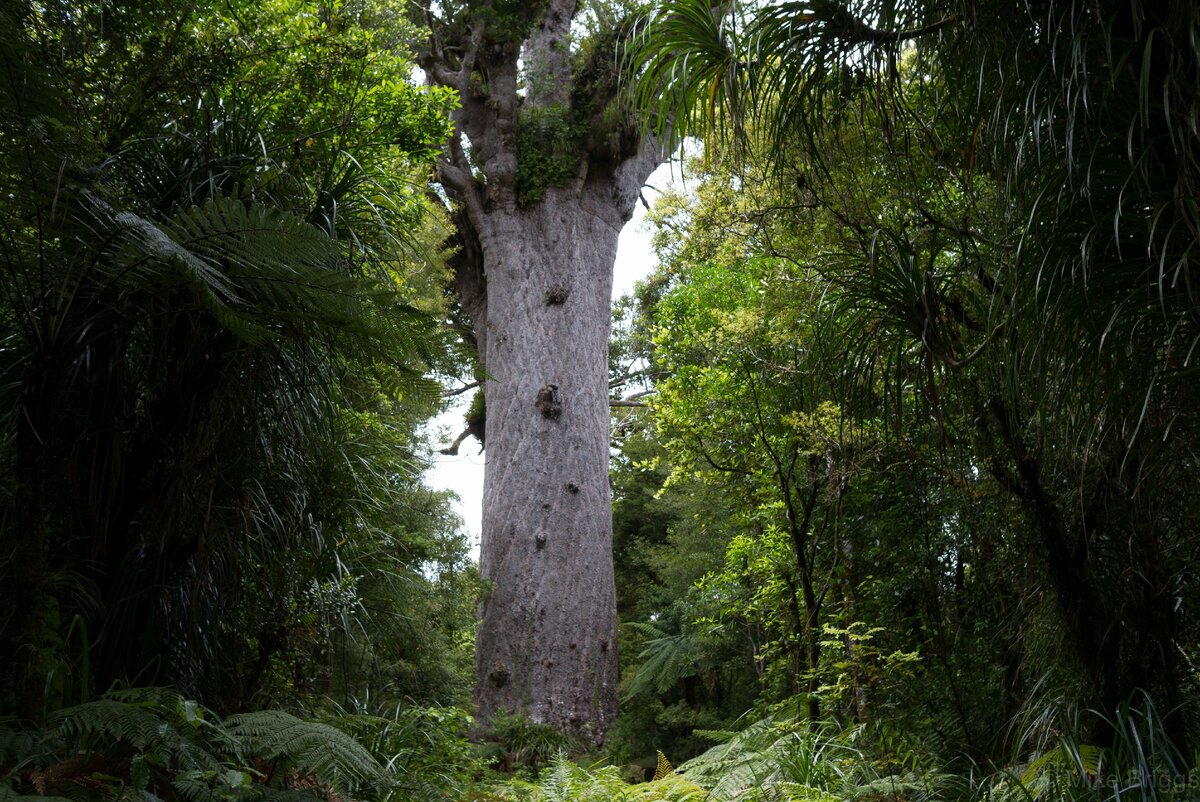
[[633, 0, 955, 159], [632, 0, 747, 149]]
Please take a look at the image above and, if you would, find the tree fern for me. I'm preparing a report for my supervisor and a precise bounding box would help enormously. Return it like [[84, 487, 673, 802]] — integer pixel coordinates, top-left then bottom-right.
[[678, 715, 855, 802], [622, 622, 701, 700]]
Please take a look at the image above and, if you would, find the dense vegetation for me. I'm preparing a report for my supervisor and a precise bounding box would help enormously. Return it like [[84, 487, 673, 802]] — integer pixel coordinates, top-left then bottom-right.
[[2, 0, 1198, 800], [0, 0, 474, 721]]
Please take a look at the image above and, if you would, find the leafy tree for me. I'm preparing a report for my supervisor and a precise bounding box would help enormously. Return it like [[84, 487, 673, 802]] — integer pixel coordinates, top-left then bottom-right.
[[650, 256, 876, 721], [0, 0, 461, 719], [635, 0, 1200, 750]]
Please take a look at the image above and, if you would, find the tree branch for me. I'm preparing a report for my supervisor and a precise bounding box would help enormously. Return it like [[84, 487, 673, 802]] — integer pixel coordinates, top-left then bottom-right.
[[443, 380, 481, 398], [827, 6, 959, 46]]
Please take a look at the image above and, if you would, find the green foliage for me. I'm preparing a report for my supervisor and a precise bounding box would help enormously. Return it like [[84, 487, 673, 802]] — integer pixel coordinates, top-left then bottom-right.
[[0, 0, 465, 717], [332, 704, 484, 801], [622, 622, 702, 701], [623, 0, 1200, 769], [811, 624, 920, 712], [0, 689, 387, 802], [481, 713, 577, 778], [491, 752, 708, 801], [474, 0, 551, 44], [677, 714, 854, 801], [225, 711, 385, 789], [968, 693, 1197, 802], [515, 105, 588, 205]]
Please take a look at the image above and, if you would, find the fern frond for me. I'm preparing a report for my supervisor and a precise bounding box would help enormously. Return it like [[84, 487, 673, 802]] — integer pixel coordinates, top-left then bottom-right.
[[678, 716, 853, 802], [622, 628, 698, 700], [622, 621, 669, 639], [691, 729, 739, 744], [769, 783, 838, 802], [654, 750, 674, 781], [224, 710, 384, 793], [53, 697, 177, 755], [0, 718, 47, 773], [158, 197, 343, 343], [629, 771, 709, 801]]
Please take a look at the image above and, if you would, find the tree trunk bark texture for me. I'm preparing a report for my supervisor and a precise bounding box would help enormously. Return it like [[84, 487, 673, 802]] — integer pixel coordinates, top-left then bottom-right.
[[419, 0, 662, 742], [474, 198, 621, 739]]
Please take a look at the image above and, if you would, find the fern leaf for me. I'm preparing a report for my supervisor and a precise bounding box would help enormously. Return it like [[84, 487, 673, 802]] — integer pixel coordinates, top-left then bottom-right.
[[622, 629, 698, 700], [654, 751, 674, 781], [224, 711, 384, 793], [53, 698, 175, 754], [629, 772, 709, 801]]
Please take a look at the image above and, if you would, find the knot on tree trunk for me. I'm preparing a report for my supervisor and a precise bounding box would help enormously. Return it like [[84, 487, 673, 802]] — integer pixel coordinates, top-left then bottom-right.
[[489, 664, 510, 687], [536, 384, 562, 420]]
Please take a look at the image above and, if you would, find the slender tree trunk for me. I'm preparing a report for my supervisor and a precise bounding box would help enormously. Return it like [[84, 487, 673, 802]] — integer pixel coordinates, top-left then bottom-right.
[[11, 376, 52, 723]]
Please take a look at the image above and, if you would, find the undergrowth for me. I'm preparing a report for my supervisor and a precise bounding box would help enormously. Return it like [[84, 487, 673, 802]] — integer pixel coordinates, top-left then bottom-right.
[[2, 690, 1194, 802], [487, 694, 1197, 802], [0, 688, 473, 802]]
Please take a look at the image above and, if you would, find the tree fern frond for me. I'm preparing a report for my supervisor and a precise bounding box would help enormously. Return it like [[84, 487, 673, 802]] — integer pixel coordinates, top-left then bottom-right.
[[53, 698, 178, 755], [0, 718, 47, 772], [678, 716, 854, 801], [223, 711, 384, 793], [623, 624, 699, 700], [628, 772, 709, 801], [691, 729, 739, 744], [160, 197, 344, 341], [623, 621, 670, 639]]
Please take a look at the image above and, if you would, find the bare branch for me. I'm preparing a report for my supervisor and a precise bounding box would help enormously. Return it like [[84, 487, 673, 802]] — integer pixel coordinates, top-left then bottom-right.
[[443, 380, 481, 398]]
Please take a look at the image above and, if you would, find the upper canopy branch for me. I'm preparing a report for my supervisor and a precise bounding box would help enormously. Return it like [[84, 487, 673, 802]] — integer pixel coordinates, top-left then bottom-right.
[[416, 0, 663, 217], [821, 4, 958, 45]]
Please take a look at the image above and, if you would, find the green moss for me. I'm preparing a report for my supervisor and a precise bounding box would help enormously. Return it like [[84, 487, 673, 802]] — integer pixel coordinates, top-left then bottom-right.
[[474, 0, 549, 44], [466, 387, 485, 426], [468, 69, 490, 99], [515, 104, 588, 205]]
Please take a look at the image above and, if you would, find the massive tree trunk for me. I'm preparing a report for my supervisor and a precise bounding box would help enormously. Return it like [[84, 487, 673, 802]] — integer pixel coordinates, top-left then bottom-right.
[[419, 0, 661, 741], [475, 198, 622, 739]]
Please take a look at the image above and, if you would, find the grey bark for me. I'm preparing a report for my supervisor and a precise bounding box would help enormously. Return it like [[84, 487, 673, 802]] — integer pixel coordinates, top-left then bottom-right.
[[420, 0, 662, 741]]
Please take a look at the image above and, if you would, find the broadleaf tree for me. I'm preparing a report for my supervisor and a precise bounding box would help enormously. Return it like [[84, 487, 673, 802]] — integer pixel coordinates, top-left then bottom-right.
[[415, 0, 663, 740]]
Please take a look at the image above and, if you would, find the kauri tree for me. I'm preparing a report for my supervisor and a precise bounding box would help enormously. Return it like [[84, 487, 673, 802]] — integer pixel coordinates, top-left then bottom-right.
[[415, 0, 662, 740]]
